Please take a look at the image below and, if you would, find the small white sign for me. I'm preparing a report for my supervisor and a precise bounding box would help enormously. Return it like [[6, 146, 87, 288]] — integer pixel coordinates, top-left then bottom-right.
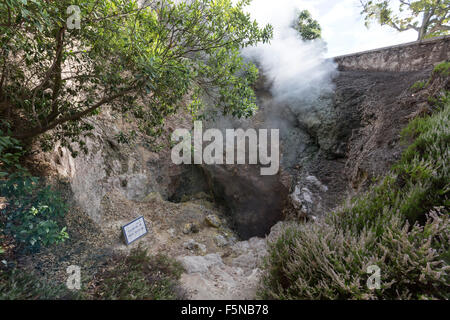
[[122, 216, 148, 245]]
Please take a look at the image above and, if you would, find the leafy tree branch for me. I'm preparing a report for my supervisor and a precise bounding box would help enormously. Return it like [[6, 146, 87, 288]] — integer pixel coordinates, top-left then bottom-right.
[[0, 0, 273, 152], [360, 0, 449, 40]]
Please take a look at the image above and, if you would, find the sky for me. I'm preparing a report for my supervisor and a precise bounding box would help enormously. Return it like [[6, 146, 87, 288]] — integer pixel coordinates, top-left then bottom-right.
[[246, 0, 418, 58]]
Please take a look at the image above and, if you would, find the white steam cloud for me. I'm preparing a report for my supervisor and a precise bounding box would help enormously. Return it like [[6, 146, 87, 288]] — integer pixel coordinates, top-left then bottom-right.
[[243, 0, 337, 105]]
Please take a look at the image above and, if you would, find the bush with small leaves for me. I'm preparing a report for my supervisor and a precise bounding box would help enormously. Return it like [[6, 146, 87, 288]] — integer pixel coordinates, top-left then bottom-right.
[[0, 175, 69, 251], [259, 210, 449, 300]]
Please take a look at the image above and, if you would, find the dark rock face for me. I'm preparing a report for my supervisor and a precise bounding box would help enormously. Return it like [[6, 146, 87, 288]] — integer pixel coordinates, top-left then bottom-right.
[[295, 68, 434, 205], [168, 165, 211, 203], [338, 69, 434, 190], [204, 164, 288, 239]]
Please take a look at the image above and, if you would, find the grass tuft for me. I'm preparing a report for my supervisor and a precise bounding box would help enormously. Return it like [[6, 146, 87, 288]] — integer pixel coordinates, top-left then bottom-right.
[[433, 61, 450, 77], [0, 268, 80, 300], [90, 246, 186, 300]]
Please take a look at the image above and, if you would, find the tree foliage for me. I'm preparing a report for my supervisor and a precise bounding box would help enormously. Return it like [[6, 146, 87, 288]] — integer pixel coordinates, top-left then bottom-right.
[[360, 0, 450, 40], [0, 123, 24, 177], [0, 0, 272, 149], [292, 10, 322, 41]]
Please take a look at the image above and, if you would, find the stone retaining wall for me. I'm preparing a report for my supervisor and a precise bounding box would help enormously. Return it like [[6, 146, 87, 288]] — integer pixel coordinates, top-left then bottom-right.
[[334, 36, 450, 72]]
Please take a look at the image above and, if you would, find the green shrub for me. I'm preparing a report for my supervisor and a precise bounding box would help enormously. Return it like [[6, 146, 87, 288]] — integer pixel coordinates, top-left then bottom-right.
[[411, 80, 427, 91], [92, 246, 185, 300], [434, 61, 450, 77], [0, 175, 69, 251], [259, 210, 449, 300], [259, 100, 450, 300]]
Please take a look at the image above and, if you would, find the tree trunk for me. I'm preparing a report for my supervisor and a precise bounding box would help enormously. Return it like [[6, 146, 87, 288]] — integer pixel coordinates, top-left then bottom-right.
[[418, 10, 433, 40]]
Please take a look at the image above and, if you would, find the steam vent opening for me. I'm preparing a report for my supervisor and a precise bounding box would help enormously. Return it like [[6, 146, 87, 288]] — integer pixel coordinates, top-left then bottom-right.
[[169, 164, 287, 240], [204, 165, 288, 240]]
